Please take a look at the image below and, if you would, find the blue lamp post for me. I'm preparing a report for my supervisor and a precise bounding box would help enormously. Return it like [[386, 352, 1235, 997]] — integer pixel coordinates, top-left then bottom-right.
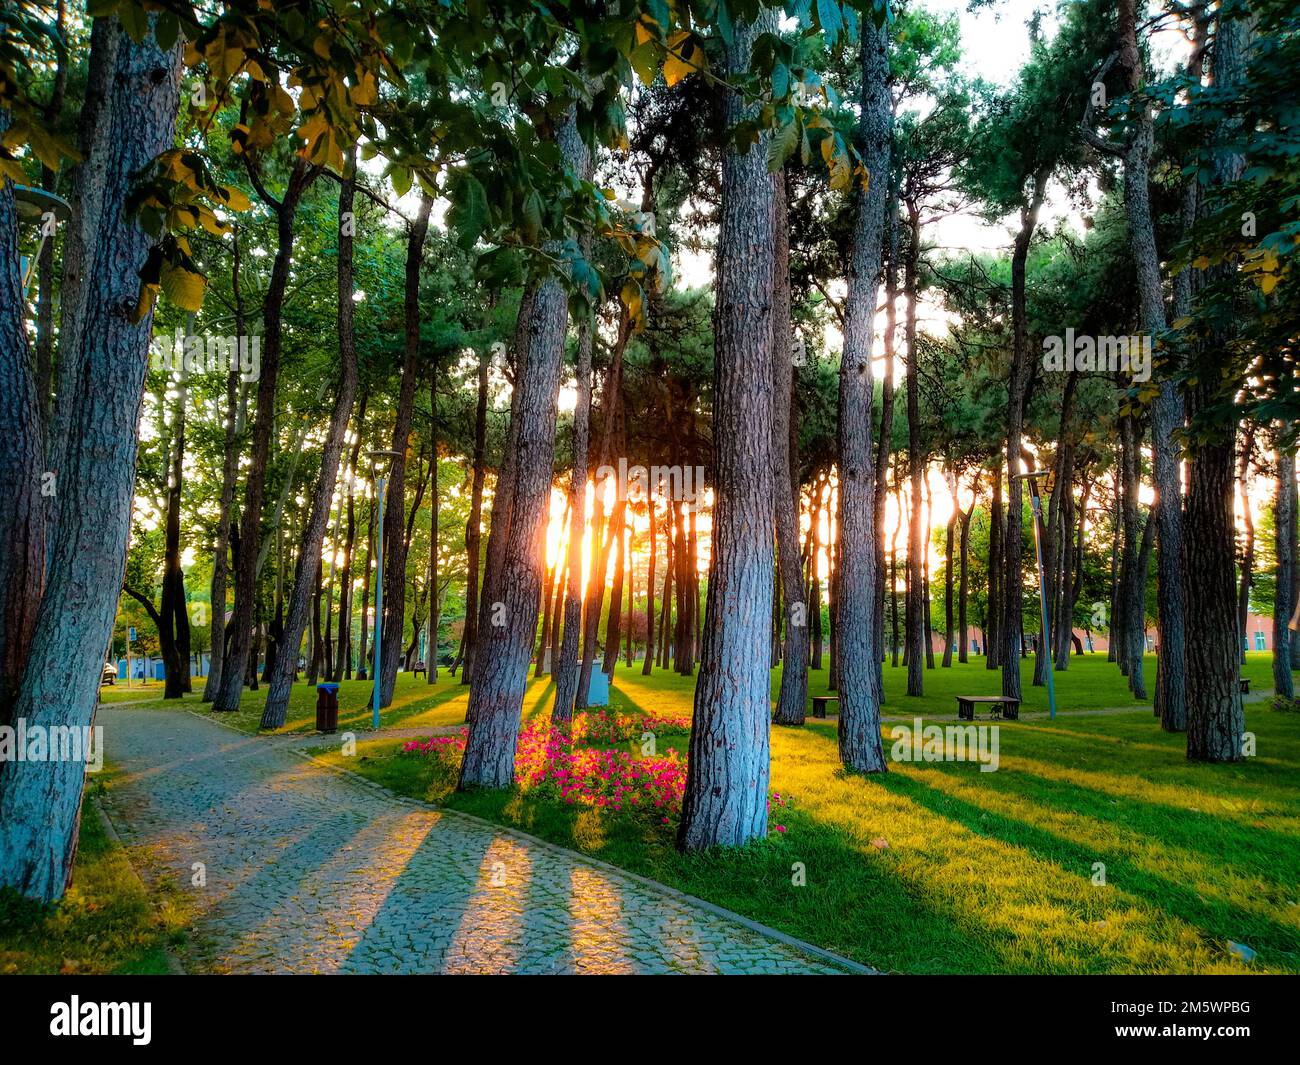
[[367, 450, 402, 730]]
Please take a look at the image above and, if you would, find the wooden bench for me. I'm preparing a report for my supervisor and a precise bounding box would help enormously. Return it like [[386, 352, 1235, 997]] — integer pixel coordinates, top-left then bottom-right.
[[956, 695, 1020, 721], [411, 661, 426, 679], [811, 695, 838, 719], [1240, 678, 1250, 695]]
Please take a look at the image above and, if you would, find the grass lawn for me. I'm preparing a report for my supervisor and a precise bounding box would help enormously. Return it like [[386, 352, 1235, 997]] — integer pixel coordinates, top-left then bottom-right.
[[153, 646, 1280, 735], [313, 652, 1300, 974], [0, 768, 190, 974]]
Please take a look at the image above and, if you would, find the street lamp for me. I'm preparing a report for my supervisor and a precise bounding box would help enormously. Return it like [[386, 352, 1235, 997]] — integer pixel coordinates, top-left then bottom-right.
[[13, 184, 72, 298], [1016, 468, 1057, 720], [366, 449, 402, 730]]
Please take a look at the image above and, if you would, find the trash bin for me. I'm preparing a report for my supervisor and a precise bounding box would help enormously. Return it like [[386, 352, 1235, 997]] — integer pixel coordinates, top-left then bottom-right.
[[315, 683, 340, 733]]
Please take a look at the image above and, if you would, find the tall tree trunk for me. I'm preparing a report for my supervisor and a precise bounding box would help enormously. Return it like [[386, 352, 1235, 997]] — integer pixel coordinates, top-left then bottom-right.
[[1002, 169, 1049, 699], [1184, 0, 1249, 762], [373, 195, 433, 709], [0, 17, 181, 899], [874, 190, 899, 697], [534, 524, 561, 678], [1112, 0, 1189, 727], [458, 114, 582, 786], [942, 467, 956, 667], [261, 159, 361, 728], [772, 172, 808, 725], [903, 200, 924, 696], [986, 463, 1002, 668], [202, 230, 246, 701], [602, 502, 627, 676], [678, 11, 778, 849], [160, 345, 190, 697], [958, 488, 975, 662], [552, 294, 593, 721], [1236, 436, 1255, 666], [833, 18, 890, 773], [334, 395, 367, 681], [809, 477, 824, 669], [357, 493, 375, 680], [643, 498, 657, 676], [213, 156, 318, 711], [461, 324, 492, 686], [1274, 449, 1297, 698]]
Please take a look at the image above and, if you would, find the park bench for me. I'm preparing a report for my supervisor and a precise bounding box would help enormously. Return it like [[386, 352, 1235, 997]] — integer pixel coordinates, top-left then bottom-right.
[[811, 696, 838, 719], [411, 661, 426, 679], [956, 695, 1020, 721], [1240, 678, 1250, 695]]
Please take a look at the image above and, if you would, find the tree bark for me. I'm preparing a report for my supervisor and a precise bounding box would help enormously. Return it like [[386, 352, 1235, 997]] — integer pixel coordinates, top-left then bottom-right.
[[373, 194, 433, 709], [0, 18, 181, 900], [458, 114, 581, 786], [212, 156, 319, 712], [678, 11, 778, 849], [261, 160, 360, 728], [1002, 169, 1049, 700], [833, 18, 890, 773], [1274, 449, 1297, 698], [552, 296, 593, 721]]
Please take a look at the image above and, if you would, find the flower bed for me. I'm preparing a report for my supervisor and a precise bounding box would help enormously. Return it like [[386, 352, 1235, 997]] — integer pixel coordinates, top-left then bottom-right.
[[401, 711, 789, 834]]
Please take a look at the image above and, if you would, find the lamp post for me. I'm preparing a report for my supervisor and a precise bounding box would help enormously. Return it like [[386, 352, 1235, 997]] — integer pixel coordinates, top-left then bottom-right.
[[1018, 468, 1057, 720], [367, 450, 402, 730]]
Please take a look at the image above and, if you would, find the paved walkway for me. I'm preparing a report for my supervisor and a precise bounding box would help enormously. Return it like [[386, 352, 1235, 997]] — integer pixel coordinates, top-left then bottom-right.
[[98, 707, 863, 975]]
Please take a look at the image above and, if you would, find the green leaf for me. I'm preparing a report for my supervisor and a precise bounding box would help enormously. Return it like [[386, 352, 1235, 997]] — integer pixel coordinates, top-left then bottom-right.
[[816, 0, 844, 45], [160, 262, 207, 313], [767, 120, 798, 173], [450, 174, 489, 249]]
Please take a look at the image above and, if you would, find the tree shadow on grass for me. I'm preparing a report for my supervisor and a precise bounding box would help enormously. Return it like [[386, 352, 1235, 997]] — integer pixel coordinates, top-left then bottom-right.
[[868, 763, 1300, 970]]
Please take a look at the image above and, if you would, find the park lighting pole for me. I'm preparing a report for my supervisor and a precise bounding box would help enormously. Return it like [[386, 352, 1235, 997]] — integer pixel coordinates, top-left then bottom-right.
[[1019, 469, 1057, 720], [367, 450, 402, 730]]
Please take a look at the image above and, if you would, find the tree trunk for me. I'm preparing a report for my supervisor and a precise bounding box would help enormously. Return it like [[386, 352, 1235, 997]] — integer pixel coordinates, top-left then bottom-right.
[[334, 395, 368, 681], [1002, 169, 1049, 700], [357, 493, 375, 680], [212, 156, 319, 711], [261, 160, 360, 728], [958, 490, 974, 662], [459, 113, 582, 787], [552, 293, 593, 721], [942, 467, 956, 667], [1184, 0, 1249, 762], [678, 11, 778, 849], [987, 462, 1003, 669], [373, 195, 433, 709], [833, 18, 890, 773], [643, 498, 657, 676], [461, 326, 492, 686], [160, 346, 190, 697], [809, 478, 824, 670], [874, 190, 899, 697], [1236, 437, 1255, 667], [602, 502, 627, 676], [772, 172, 808, 725], [0, 18, 181, 900], [1274, 449, 1297, 698], [903, 200, 924, 696]]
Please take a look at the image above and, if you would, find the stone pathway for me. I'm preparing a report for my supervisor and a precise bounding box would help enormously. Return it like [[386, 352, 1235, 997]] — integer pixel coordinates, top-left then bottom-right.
[[98, 707, 866, 975]]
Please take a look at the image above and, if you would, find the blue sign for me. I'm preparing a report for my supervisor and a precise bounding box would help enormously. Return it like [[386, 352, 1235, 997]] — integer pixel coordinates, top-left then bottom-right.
[[129, 627, 136, 642]]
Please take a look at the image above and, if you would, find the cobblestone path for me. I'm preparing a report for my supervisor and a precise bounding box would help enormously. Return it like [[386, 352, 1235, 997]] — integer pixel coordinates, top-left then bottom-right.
[[99, 707, 866, 974]]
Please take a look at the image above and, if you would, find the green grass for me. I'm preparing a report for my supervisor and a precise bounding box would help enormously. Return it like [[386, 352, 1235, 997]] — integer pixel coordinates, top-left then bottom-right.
[[158, 647, 1278, 736], [0, 769, 190, 974], [317, 652, 1300, 974], [170, 669, 475, 735]]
